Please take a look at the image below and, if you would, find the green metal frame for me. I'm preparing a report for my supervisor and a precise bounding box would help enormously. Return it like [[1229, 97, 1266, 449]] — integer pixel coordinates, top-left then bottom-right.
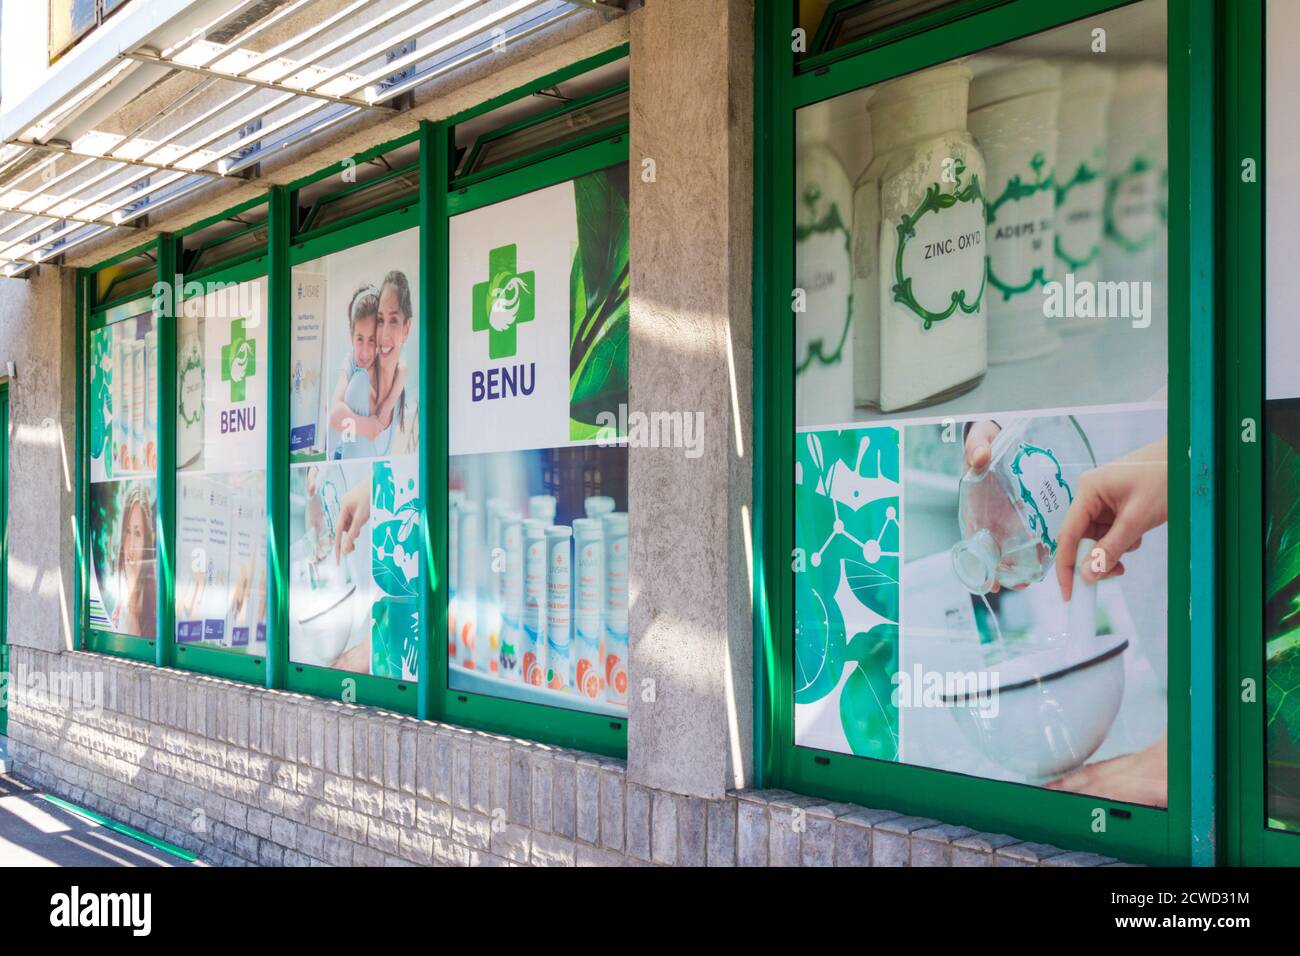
[[755, 0, 1209, 865], [435, 131, 629, 757], [1223, 0, 1300, 867], [167, 251, 269, 685], [280, 201, 421, 715], [73, 47, 632, 754], [81, 235, 163, 664]]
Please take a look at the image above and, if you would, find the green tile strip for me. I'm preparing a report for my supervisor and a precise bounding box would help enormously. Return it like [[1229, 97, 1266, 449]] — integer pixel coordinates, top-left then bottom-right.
[[41, 794, 198, 864]]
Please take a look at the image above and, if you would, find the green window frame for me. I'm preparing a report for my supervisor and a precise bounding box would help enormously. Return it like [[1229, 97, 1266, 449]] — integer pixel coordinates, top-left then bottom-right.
[[755, 0, 1213, 865], [1223, 0, 1300, 867], [78, 239, 166, 665], [73, 45, 631, 758]]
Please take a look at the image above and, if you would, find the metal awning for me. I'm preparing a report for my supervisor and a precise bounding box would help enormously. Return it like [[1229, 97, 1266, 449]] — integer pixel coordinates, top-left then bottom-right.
[[0, 0, 634, 277]]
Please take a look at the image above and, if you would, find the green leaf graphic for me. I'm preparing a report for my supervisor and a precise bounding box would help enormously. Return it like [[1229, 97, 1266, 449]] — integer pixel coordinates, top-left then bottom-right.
[[569, 166, 630, 438]]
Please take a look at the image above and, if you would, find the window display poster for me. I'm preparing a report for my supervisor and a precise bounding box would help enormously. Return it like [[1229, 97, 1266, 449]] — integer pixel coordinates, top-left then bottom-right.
[[173, 279, 269, 655], [1265, 0, 1300, 834], [289, 229, 421, 464], [287, 229, 422, 678], [791, 2, 1171, 810], [793, 408, 1169, 806], [447, 164, 630, 715], [87, 311, 158, 640], [88, 312, 157, 484], [88, 477, 158, 640]]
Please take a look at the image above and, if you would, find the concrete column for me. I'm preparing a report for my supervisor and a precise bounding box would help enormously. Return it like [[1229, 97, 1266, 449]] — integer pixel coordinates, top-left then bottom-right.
[[0, 267, 78, 653], [627, 0, 755, 799]]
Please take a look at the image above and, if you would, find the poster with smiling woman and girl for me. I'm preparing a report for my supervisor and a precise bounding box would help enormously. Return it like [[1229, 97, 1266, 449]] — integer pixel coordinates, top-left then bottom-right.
[[287, 228, 422, 680]]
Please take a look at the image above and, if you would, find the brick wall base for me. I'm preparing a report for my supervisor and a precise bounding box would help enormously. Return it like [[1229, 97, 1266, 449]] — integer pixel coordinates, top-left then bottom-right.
[[4, 647, 1129, 867]]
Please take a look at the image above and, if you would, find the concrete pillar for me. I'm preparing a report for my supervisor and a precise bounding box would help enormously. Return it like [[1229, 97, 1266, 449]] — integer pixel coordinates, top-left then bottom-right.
[[0, 267, 78, 653], [627, 0, 755, 799]]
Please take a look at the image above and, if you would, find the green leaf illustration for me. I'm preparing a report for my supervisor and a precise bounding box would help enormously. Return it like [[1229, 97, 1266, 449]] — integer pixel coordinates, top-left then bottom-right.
[[569, 166, 630, 438], [839, 624, 899, 760]]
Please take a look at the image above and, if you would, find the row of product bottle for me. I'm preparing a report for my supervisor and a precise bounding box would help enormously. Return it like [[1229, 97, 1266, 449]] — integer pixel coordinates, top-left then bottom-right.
[[104, 320, 159, 478], [448, 492, 629, 708], [796, 57, 1168, 418]]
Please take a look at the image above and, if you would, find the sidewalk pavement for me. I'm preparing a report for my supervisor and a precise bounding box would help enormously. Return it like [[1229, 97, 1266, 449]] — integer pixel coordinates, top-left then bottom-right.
[[0, 774, 202, 867]]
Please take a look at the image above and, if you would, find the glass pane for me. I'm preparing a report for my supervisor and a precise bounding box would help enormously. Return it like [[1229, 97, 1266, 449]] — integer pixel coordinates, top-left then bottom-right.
[[49, 0, 97, 61], [287, 229, 422, 679], [802, 0, 965, 58], [448, 163, 630, 715], [460, 91, 629, 178], [87, 302, 158, 639], [792, 1, 1169, 806], [173, 278, 269, 655], [1264, 0, 1300, 835]]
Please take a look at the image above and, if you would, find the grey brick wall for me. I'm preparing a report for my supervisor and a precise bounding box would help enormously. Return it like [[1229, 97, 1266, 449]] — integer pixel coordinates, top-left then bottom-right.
[[4, 646, 1128, 867]]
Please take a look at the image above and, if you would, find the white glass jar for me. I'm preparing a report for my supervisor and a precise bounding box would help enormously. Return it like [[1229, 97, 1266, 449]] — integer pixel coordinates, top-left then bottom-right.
[[852, 63, 988, 413], [1103, 64, 1166, 284], [967, 59, 1061, 363], [795, 106, 856, 427], [1052, 63, 1114, 333]]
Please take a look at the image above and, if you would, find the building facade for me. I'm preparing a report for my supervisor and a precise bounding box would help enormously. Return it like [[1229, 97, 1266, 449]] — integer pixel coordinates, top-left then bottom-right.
[[0, 0, 1291, 868]]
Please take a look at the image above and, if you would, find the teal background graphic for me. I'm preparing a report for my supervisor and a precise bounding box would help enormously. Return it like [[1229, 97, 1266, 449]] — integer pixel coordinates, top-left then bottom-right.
[[795, 426, 901, 760]]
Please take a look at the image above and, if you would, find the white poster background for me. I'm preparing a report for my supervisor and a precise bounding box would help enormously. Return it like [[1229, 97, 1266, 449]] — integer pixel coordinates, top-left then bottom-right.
[[449, 180, 579, 456], [201, 276, 268, 469]]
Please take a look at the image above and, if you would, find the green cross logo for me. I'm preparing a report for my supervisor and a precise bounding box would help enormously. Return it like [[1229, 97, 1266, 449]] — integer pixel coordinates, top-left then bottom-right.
[[220, 318, 257, 402], [472, 243, 535, 359]]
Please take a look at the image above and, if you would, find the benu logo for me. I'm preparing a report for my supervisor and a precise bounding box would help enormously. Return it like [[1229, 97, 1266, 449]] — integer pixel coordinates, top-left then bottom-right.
[[472, 243, 535, 359], [220, 318, 257, 402]]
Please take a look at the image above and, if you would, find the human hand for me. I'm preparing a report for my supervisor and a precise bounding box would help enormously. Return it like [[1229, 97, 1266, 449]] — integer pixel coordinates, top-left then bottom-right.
[[1045, 736, 1167, 808], [963, 420, 1001, 476], [333, 480, 371, 564], [1055, 437, 1168, 601], [962, 420, 1018, 593]]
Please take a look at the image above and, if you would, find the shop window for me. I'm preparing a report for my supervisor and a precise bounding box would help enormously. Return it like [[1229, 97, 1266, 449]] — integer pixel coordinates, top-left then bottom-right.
[[49, 0, 129, 64], [286, 224, 422, 706], [75, 48, 630, 748], [171, 269, 269, 682], [439, 57, 629, 754], [85, 293, 159, 660], [760, 0, 1194, 863], [1226, 0, 1300, 866]]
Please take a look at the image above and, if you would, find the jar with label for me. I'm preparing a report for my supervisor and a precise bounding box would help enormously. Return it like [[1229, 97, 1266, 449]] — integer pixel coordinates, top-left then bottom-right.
[[1052, 63, 1114, 332], [968, 59, 1061, 363], [795, 106, 857, 427], [1104, 64, 1166, 285], [950, 416, 1095, 595], [852, 63, 988, 413]]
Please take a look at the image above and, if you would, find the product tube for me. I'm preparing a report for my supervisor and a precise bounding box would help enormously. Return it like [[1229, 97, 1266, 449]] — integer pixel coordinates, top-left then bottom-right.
[[447, 490, 462, 661], [456, 501, 479, 670], [521, 520, 548, 687], [545, 525, 573, 691], [529, 494, 557, 527], [602, 512, 629, 707], [499, 514, 524, 681], [583, 496, 616, 521], [572, 518, 604, 701]]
